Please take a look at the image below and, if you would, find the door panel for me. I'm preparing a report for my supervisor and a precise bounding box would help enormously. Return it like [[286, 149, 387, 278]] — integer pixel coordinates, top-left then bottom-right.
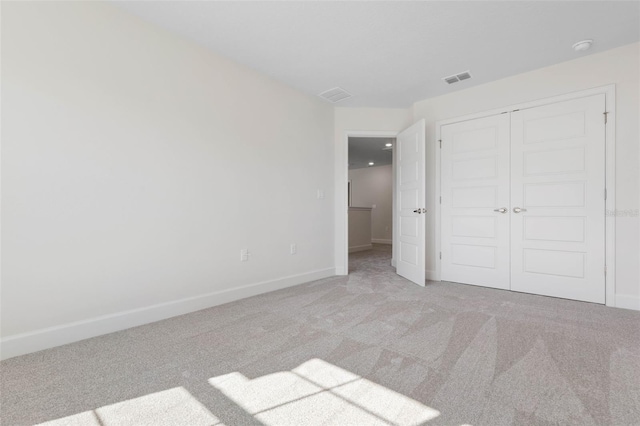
[[510, 94, 606, 303], [395, 120, 426, 286], [441, 114, 511, 289], [524, 182, 586, 207]]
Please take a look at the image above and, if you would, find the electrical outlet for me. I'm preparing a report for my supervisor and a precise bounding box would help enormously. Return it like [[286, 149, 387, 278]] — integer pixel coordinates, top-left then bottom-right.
[[290, 243, 297, 255], [317, 189, 325, 199], [240, 249, 249, 262]]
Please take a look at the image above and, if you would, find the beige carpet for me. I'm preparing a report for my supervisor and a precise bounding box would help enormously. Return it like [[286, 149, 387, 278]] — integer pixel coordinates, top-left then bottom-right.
[[2, 244, 640, 425]]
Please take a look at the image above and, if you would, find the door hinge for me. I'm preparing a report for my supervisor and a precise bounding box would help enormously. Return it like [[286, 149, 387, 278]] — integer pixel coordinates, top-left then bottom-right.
[[604, 265, 607, 276], [439, 252, 442, 260], [604, 111, 609, 124], [604, 188, 607, 200], [439, 196, 442, 204], [439, 140, 442, 148]]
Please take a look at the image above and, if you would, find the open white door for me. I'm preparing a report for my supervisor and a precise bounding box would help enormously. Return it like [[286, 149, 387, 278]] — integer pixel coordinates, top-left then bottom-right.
[[395, 120, 426, 286]]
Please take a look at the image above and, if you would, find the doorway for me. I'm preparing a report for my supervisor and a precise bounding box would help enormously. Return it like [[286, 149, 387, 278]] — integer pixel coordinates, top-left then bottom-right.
[[339, 121, 427, 286], [348, 137, 395, 257]]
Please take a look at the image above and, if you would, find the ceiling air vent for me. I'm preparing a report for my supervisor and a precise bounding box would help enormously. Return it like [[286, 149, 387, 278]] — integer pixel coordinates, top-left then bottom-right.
[[442, 71, 472, 85], [318, 87, 352, 103]]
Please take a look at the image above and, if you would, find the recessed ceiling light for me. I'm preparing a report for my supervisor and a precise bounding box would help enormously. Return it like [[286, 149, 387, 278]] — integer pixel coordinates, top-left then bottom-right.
[[385, 143, 393, 147], [572, 39, 593, 52], [368, 162, 375, 166]]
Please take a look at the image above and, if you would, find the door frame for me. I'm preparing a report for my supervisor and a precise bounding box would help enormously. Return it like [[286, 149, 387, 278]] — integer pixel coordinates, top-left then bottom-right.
[[435, 84, 616, 306], [336, 130, 398, 275]]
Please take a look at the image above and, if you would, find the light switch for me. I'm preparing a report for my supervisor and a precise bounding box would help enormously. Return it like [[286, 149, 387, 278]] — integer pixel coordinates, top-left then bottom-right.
[[240, 249, 249, 262]]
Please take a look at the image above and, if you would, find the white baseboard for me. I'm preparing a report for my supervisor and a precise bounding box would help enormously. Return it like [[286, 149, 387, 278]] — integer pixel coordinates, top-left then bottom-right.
[[349, 244, 373, 253], [0, 268, 334, 360], [371, 239, 392, 245], [425, 269, 439, 281], [615, 294, 640, 311]]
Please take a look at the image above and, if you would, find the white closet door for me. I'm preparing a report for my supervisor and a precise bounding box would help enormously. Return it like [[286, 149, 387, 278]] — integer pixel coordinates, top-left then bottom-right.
[[441, 113, 511, 289], [510, 94, 606, 303]]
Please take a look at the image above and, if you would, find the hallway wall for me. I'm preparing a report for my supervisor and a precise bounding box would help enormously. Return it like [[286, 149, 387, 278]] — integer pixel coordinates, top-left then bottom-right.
[[349, 165, 393, 244]]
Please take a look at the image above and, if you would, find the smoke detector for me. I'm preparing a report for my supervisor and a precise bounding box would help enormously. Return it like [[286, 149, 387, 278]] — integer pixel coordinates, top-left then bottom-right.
[[572, 40, 593, 52], [318, 87, 352, 103], [442, 70, 472, 85]]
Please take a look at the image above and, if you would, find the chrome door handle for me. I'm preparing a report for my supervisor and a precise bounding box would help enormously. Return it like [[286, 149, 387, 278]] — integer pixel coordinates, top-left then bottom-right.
[[413, 209, 421, 214], [513, 207, 527, 213], [493, 207, 508, 214]]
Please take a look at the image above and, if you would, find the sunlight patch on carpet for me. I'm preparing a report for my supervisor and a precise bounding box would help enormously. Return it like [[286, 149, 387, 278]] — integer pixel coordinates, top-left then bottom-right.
[[209, 358, 440, 425], [37, 387, 222, 426]]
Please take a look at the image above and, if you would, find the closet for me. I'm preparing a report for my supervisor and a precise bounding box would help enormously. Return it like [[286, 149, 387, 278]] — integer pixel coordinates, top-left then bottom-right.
[[440, 94, 606, 303]]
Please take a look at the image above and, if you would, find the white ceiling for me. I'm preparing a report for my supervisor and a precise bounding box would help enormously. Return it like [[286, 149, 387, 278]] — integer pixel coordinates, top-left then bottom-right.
[[349, 137, 394, 170], [116, 1, 640, 108]]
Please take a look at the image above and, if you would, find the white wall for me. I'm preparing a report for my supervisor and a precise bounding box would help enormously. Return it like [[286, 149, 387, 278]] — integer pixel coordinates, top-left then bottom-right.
[[1, 2, 335, 357], [348, 207, 373, 252], [349, 165, 393, 243], [334, 108, 412, 274], [413, 42, 640, 307]]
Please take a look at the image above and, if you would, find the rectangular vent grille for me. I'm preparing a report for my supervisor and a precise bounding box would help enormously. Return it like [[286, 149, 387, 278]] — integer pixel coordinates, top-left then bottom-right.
[[318, 87, 352, 103], [443, 71, 472, 85]]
